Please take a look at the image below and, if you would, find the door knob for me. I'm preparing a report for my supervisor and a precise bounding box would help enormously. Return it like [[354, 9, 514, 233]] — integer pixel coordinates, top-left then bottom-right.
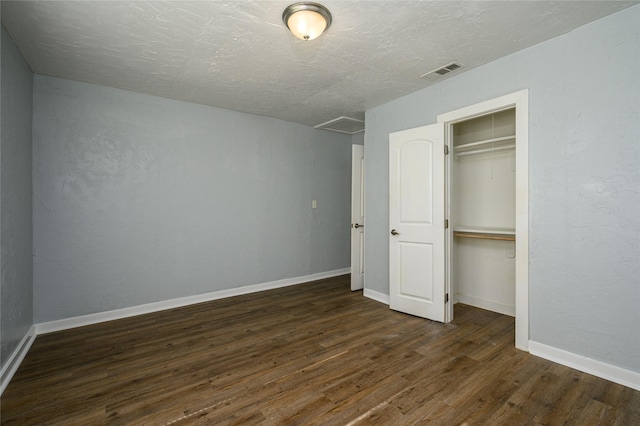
[[354, 223, 364, 229], [391, 229, 400, 236]]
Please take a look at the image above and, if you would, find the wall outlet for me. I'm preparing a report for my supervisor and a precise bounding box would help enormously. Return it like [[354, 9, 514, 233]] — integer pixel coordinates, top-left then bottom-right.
[[312, 200, 318, 209]]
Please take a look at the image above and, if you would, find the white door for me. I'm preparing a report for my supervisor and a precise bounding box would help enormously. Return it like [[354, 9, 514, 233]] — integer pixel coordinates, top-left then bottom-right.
[[389, 124, 446, 321], [351, 144, 365, 291]]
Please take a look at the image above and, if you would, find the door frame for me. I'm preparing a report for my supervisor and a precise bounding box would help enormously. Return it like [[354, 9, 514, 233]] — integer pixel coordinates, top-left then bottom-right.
[[437, 89, 529, 351]]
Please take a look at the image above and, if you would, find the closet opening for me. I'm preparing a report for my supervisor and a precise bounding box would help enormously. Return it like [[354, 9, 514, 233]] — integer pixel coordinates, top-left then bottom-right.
[[437, 89, 529, 351], [450, 108, 516, 321], [438, 89, 529, 350]]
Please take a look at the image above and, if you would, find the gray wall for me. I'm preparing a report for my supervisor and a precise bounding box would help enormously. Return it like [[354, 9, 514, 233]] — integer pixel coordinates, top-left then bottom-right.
[[0, 26, 33, 369], [351, 132, 364, 146], [364, 6, 639, 373], [33, 76, 352, 323]]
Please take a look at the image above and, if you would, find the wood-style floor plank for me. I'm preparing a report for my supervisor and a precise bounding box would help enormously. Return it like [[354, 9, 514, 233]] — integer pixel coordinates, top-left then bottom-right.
[[2, 275, 639, 425]]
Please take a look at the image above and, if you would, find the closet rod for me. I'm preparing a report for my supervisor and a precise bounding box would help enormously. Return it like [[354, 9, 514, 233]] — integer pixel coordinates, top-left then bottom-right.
[[454, 135, 515, 151], [453, 231, 515, 241], [456, 144, 515, 157]]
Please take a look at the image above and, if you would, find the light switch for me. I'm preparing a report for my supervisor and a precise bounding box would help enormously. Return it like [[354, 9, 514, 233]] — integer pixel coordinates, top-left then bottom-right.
[[312, 200, 318, 209]]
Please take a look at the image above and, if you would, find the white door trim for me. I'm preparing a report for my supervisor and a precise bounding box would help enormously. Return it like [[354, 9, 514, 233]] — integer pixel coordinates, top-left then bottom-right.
[[437, 89, 529, 351]]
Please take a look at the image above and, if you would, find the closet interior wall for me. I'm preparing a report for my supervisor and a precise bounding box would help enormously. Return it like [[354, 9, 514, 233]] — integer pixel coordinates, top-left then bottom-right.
[[451, 109, 516, 316]]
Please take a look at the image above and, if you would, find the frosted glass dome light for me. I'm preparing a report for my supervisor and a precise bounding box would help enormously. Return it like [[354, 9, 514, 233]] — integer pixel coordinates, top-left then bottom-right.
[[283, 2, 332, 41]]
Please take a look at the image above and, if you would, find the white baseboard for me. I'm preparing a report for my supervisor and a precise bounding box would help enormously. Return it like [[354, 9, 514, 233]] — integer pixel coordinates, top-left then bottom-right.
[[1, 325, 37, 395], [363, 288, 390, 305], [457, 294, 515, 317], [36, 268, 350, 335], [529, 341, 640, 391]]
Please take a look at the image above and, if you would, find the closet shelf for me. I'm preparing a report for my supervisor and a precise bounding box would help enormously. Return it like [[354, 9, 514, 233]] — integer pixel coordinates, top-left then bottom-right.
[[454, 135, 515, 152], [453, 226, 515, 241]]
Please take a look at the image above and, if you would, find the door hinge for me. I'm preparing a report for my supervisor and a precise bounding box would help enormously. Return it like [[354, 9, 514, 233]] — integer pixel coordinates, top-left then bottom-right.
[[444, 145, 449, 155], [445, 219, 449, 229], [445, 293, 449, 303]]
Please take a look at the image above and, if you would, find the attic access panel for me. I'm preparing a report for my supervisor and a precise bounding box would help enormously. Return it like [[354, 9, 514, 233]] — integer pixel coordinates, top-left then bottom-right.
[[315, 116, 365, 134]]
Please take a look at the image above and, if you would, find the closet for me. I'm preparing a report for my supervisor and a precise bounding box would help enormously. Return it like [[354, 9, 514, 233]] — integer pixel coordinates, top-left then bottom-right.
[[450, 108, 516, 317]]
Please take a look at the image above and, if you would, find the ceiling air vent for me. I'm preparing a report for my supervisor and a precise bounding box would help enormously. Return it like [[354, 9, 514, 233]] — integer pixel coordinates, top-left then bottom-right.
[[315, 116, 364, 134], [420, 61, 462, 79]]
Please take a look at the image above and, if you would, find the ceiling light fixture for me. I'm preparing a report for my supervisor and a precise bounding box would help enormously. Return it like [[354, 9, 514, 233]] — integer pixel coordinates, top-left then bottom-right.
[[282, 2, 332, 41]]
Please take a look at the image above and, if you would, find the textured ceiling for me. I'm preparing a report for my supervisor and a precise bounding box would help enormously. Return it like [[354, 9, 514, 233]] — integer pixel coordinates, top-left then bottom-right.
[[2, 1, 637, 127]]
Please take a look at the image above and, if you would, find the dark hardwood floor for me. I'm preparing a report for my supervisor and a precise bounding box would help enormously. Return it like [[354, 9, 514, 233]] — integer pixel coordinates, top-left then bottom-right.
[[2, 275, 639, 425]]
